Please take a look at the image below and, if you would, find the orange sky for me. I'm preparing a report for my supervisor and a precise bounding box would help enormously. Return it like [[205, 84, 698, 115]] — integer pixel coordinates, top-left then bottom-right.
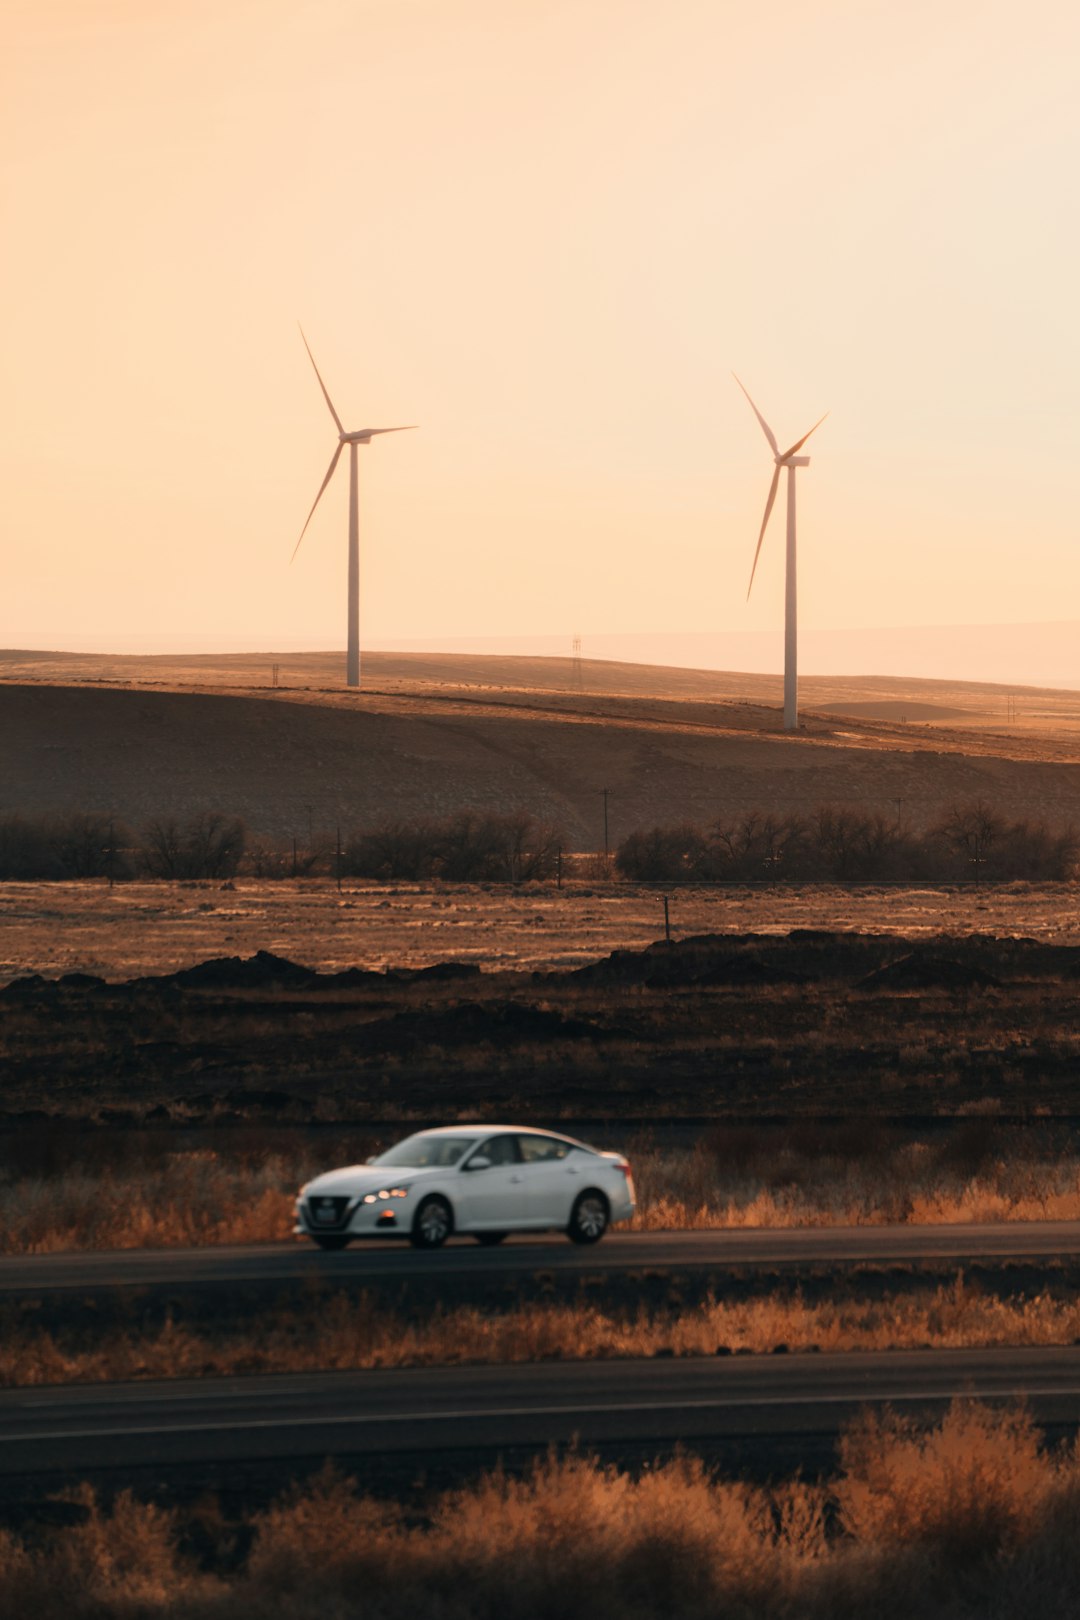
[[3, 0, 1078, 666]]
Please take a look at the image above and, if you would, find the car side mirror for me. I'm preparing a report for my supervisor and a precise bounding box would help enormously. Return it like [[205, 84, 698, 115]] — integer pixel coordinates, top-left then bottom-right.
[[364, 1155, 375, 1165], [464, 1155, 492, 1172]]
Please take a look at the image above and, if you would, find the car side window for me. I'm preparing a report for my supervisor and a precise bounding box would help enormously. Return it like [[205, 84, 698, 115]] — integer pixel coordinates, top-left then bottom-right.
[[436, 1139, 471, 1166], [476, 1134, 521, 1167], [519, 1135, 572, 1164]]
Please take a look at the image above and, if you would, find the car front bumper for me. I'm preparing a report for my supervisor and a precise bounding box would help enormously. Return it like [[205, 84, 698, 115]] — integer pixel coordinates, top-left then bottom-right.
[[295, 1195, 411, 1240]]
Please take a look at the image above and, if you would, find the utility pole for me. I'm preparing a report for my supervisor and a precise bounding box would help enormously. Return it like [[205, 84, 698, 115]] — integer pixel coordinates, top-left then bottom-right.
[[663, 895, 671, 942], [571, 634, 583, 693]]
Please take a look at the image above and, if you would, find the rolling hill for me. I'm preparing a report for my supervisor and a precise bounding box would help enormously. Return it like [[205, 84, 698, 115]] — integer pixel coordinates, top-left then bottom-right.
[[4, 650, 1080, 846]]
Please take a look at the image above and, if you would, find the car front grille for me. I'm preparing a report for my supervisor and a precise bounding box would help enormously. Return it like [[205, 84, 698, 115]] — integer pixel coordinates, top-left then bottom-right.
[[305, 1195, 352, 1231]]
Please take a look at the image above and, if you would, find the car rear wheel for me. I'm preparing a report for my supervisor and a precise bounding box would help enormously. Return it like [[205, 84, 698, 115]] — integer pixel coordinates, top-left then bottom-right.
[[411, 1195, 453, 1249], [568, 1190, 609, 1245], [312, 1236, 351, 1252], [474, 1231, 507, 1246]]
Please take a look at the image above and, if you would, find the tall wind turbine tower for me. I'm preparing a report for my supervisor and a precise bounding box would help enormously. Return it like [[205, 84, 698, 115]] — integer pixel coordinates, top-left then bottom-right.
[[735, 377, 827, 732], [292, 329, 416, 689]]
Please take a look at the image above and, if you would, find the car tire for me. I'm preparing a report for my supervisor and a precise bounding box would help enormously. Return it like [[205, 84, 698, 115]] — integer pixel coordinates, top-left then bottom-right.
[[568, 1190, 609, 1245], [312, 1236, 351, 1252], [411, 1195, 453, 1249], [474, 1231, 507, 1246]]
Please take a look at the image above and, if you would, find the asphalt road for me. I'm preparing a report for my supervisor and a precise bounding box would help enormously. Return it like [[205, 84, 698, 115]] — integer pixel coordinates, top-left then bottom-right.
[[6, 1222, 1080, 1295], [5, 1348, 1080, 1477]]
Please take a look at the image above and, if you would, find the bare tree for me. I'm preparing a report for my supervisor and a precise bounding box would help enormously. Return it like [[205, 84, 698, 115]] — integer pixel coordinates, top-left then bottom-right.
[[616, 825, 710, 882], [343, 812, 565, 882], [140, 814, 245, 879]]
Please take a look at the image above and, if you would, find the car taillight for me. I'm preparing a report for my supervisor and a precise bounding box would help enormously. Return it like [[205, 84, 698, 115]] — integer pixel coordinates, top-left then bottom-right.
[[618, 1160, 632, 1179]]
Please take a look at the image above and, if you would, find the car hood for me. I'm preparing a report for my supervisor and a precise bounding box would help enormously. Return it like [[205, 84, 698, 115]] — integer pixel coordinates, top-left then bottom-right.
[[302, 1163, 447, 1198]]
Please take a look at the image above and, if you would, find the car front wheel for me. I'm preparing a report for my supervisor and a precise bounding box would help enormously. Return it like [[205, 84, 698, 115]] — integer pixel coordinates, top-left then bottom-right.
[[568, 1190, 609, 1245], [411, 1195, 453, 1249]]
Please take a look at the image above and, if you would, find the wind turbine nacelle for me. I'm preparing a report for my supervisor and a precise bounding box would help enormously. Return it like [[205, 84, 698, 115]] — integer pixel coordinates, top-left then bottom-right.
[[778, 455, 811, 468]]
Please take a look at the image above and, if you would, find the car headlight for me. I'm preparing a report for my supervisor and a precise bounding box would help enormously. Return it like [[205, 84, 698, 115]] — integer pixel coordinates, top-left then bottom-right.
[[362, 1187, 409, 1203]]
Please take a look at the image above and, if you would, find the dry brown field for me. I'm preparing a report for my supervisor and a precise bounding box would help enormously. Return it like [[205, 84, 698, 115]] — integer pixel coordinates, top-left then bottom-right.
[[7, 650, 1080, 1217], [5, 878, 1080, 984]]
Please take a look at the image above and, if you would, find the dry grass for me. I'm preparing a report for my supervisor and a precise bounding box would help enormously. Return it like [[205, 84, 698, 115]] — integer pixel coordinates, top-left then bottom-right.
[[6, 1133, 1080, 1254], [4, 1403, 1080, 1616], [629, 1133, 1080, 1229], [4, 1275, 1079, 1387], [0, 1152, 297, 1253]]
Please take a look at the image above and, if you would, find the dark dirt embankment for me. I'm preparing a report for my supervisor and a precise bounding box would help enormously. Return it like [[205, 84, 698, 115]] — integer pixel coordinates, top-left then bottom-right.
[[6, 929, 1080, 1123]]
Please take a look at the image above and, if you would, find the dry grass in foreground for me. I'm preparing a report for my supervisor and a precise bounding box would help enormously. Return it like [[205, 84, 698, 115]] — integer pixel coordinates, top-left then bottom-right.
[[4, 1403, 1080, 1618], [3, 1277, 1076, 1387], [7, 1129, 1080, 1254]]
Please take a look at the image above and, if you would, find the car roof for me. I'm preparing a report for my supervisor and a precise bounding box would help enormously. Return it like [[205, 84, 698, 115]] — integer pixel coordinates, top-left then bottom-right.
[[407, 1124, 590, 1144]]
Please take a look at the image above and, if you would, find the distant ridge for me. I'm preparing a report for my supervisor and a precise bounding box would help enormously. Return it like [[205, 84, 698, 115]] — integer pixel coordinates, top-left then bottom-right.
[[368, 623, 1080, 692], [7, 621, 1079, 691]]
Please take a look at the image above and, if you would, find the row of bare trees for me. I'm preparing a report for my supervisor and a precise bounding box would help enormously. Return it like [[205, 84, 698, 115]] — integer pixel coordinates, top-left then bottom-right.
[[1, 801, 1075, 884], [0, 809, 564, 883], [342, 812, 563, 882], [0, 813, 247, 881], [616, 802, 1079, 883]]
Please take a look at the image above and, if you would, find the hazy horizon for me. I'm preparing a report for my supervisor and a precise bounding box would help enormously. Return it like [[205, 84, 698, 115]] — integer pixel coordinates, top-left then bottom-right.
[[6, 617, 1080, 693]]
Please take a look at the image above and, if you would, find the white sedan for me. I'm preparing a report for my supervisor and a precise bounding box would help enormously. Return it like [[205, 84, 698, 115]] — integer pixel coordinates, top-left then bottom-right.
[[295, 1124, 635, 1251]]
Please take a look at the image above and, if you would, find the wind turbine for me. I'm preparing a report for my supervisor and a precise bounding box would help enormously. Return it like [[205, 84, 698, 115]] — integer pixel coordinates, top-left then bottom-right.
[[292, 328, 416, 689], [735, 377, 827, 732]]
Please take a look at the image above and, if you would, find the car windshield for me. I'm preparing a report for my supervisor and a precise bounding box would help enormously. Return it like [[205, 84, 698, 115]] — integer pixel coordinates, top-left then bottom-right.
[[373, 1133, 478, 1168]]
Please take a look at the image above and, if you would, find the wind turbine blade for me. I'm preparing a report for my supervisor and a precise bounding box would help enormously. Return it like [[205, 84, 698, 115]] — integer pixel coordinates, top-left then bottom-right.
[[364, 425, 418, 437], [298, 325, 344, 435], [780, 412, 829, 460], [733, 374, 778, 455], [746, 464, 781, 600], [291, 442, 344, 562]]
